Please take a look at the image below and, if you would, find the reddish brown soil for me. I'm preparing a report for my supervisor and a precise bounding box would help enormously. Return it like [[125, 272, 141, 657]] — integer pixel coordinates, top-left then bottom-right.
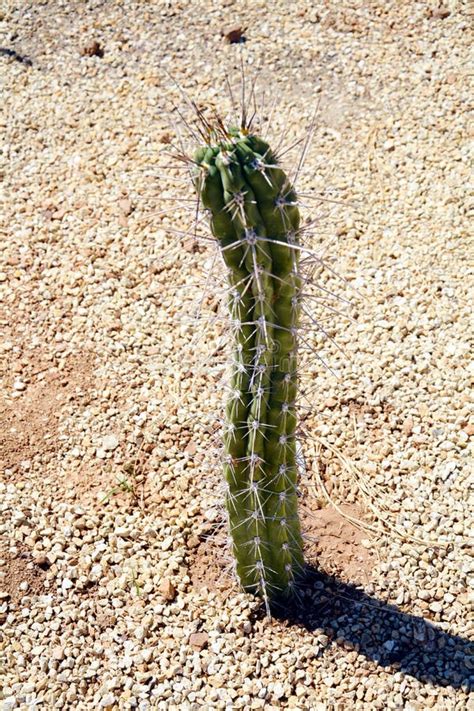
[[191, 503, 376, 594], [0, 352, 96, 478], [1, 545, 48, 607], [302, 503, 376, 586]]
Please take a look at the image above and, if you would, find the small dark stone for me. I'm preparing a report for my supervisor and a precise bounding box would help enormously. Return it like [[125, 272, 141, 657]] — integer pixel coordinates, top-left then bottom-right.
[[428, 7, 450, 19], [0, 47, 32, 66], [81, 41, 104, 58], [223, 26, 247, 44], [189, 631, 208, 650]]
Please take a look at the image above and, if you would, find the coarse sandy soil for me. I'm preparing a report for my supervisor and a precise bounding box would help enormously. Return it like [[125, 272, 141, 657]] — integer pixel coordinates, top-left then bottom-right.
[[1, 1, 473, 709]]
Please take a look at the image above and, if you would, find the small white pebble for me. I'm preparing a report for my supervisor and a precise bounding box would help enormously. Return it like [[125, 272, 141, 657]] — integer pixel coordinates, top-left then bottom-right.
[[100, 694, 116, 709], [102, 434, 119, 451]]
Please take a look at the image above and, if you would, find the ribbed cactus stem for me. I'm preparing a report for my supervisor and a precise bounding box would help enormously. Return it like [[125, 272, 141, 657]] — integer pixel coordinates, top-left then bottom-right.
[[194, 128, 305, 609]]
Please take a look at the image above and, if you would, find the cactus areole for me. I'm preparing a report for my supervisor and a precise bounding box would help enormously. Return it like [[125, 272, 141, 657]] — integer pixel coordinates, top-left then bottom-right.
[[193, 127, 305, 610]]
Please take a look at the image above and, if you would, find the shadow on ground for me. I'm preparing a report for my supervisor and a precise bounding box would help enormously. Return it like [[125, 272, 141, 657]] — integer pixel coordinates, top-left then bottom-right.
[[269, 566, 473, 692]]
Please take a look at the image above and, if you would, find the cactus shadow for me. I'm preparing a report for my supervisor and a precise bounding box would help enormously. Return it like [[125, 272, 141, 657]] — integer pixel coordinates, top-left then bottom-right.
[[269, 566, 473, 691]]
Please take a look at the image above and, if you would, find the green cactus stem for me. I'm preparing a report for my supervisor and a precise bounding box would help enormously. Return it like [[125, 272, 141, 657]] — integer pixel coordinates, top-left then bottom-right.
[[193, 127, 306, 610]]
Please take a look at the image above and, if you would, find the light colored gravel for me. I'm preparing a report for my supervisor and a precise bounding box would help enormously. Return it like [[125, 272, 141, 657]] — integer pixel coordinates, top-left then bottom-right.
[[1, 1, 473, 709]]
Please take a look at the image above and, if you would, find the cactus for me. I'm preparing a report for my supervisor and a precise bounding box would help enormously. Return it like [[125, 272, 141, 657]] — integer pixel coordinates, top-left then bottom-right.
[[192, 126, 305, 611]]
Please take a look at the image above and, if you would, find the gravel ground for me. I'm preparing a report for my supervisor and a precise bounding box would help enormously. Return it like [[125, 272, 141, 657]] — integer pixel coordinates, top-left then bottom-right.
[[1, 1, 473, 709]]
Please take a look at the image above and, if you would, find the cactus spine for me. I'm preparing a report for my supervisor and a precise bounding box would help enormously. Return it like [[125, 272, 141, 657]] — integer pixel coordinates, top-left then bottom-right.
[[194, 127, 305, 610]]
